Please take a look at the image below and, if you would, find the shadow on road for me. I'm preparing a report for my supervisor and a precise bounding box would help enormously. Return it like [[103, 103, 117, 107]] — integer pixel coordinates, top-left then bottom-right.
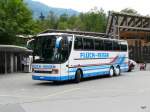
[[32, 75, 125, 86]]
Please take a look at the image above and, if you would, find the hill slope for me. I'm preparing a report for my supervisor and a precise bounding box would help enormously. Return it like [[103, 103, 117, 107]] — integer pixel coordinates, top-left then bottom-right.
[[24, 0, 79, 19]]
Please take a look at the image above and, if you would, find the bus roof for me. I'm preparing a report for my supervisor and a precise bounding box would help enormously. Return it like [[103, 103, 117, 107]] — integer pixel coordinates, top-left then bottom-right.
[[37, 32, 127, 43]]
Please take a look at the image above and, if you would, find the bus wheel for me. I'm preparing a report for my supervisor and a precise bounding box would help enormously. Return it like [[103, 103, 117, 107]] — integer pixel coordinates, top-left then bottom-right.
[[115, 66, 121, 76], [74, 70, 82, 83], [109, 67, 114, 77]]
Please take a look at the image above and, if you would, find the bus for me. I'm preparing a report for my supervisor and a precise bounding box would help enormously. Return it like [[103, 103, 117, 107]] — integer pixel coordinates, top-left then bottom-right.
[[29, 32, 129, 83]]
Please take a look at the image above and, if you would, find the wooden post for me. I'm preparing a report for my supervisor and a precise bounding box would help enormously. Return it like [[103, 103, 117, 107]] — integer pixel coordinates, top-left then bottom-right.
[[10, 53, 14, 73], [4, 52, 7, 74]]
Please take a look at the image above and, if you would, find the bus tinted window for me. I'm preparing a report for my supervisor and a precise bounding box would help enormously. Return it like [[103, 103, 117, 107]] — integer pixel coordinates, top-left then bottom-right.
[[104, 40, 113, 50], [74, 37, 83, 50], [94, 39, 104, 50], [83, 38, 94, 50], [121, 44, 127, 51], [113, 41, 120, 51]]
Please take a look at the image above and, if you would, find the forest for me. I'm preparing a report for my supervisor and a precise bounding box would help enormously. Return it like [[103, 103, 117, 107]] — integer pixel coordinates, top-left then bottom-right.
[[0, 0, 138, 45]]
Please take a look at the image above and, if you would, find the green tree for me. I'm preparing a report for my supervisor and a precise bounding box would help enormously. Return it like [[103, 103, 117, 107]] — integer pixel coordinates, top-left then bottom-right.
[[35, 7, 107, 33], [56, 8, 107, 32], [78, 8, 107, 32], [0, 0, 35, 45], [57, 14, 69, 30], [36, 11, 58, 32], [57, 21, 68, 30]]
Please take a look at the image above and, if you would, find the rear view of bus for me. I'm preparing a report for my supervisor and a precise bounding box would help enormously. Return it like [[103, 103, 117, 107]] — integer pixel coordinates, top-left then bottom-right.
[[31, 33, 73, 81]]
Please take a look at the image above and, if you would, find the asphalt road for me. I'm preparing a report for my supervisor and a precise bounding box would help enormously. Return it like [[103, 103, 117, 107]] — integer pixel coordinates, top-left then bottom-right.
[[0, 70, 150, 112]]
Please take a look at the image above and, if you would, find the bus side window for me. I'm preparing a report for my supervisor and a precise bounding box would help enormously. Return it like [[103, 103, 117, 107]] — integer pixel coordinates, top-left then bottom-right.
[[121, 44, 127, 51], [94, 39, 99, 50], [113, 41, 120, 51], [99, 40, 104, 50], [74, 37, 83, 50], [83, 38, 94, 50], [104, 40, 113, 51], [94, 39, 104, 50]]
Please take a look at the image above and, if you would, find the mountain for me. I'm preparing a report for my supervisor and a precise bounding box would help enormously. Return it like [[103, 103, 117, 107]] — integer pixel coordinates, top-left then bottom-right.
[[24, 0, 79, 19]]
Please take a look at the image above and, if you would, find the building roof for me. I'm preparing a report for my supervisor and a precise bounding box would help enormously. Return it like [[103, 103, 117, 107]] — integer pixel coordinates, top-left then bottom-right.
[[106, 11, 150, 37], [0, 45, 32, 53]]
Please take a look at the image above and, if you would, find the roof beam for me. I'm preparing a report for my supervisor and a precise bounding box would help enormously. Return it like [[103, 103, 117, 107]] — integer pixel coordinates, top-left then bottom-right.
[[116, 25, 150, 32]]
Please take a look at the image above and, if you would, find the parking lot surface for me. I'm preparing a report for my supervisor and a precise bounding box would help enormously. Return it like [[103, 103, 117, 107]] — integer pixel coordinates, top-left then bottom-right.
[[0, 69, 150, 112]]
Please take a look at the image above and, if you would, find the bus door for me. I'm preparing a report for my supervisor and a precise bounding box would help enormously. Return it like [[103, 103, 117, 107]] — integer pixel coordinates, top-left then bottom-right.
[[56, 35, 73, 80]]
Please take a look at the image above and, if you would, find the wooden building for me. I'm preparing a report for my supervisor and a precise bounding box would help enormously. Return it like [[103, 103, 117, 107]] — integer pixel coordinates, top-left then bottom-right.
[[106, 12, 150, 62]]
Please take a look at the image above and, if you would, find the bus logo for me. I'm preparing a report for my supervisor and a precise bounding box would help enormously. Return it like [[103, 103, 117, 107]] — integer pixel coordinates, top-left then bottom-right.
[[80, 52, 109, 59]]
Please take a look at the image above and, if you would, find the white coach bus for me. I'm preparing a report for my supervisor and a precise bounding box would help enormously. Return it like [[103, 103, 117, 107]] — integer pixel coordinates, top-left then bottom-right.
[[30, 33, 129, 83]]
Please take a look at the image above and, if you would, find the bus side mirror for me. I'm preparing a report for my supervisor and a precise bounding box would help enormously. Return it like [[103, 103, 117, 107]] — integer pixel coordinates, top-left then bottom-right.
[[55, 37, 62, 49], [27, 39, 35, 50]]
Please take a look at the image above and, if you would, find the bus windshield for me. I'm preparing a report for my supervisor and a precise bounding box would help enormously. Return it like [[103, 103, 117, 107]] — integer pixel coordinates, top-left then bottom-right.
[[33, 35, 72, 64]]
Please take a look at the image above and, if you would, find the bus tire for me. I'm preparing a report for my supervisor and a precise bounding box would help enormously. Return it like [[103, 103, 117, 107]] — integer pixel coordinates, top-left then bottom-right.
[[115, 66, 121, 76], [74, 70, 82, 83], [109, 67, 114, 77]]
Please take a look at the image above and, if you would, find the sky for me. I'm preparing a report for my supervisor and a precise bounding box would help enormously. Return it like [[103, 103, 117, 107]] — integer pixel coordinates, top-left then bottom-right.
[[33, 0, 150, 15]]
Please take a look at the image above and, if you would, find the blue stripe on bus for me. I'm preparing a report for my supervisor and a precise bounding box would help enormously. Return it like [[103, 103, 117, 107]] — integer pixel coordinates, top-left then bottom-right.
[[113, 55, 125, 64], [68, 64, 128, 78], [32, 66, 128, 81], [83, 71, 110, 78], [69, 55, 127, 72], [32, 75, 71, 81], [32, 55, 128, 81], [69, 65, 110, 72], [32, 71, 109, 81], [69, 64, 128, 73]]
